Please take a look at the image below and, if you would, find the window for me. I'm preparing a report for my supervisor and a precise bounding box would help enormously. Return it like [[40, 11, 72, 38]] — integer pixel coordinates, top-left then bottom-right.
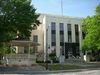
[[51, 22, 56, 30], [75, 24, 79, 43], [68, 35, 72, 42], [60, 34, 64, 42], [67, 24, 71, 31], [76, 35, 79, 43], [51, 22, 56, 46], [60, 23, 64, 43], [59, 23, 64, 31], [51, 34, 56, 42], [32, 26, 37, 30], [33, 35, 38, 42], [75, 24, 79, 32], [67, 24, 72, 42]]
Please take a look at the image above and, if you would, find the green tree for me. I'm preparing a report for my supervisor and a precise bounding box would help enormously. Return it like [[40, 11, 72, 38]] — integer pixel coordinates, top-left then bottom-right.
[[0, 0, 40, 58], [96, 3, 100, 15], [82, 3, 100, 51], [0, 0, 40, 43]]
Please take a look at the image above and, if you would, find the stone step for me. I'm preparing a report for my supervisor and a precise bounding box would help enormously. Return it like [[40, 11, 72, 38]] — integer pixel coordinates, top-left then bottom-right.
[[65, 59, 85, 63]]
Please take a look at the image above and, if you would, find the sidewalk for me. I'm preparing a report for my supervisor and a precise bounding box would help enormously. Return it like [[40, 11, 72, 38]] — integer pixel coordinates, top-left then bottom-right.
[[0, 62, 100, 74], [62, 62, 100, 68], [0, 65, 46, 73], [0, 67, 100, 74]]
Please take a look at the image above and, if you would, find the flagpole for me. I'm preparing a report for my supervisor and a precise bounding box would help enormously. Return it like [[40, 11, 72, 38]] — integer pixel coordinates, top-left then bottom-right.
[[61, 0, 63, 16]]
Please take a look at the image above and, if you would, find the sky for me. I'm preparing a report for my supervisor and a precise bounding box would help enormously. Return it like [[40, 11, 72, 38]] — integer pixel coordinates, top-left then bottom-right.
[[31, 0, 100, 17]]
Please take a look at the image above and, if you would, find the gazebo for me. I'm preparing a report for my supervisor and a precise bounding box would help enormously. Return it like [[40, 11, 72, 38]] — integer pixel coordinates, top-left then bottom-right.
[[5, 38, 40, 66]]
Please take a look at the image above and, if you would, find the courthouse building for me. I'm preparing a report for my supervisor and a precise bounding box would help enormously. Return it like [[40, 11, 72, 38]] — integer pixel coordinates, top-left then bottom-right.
[[30, 14, 82, 61]]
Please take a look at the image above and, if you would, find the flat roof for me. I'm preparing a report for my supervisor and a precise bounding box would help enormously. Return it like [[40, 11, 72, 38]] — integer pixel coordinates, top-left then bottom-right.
[[7, 40, 40, 46], [39, 13, 83, 20]]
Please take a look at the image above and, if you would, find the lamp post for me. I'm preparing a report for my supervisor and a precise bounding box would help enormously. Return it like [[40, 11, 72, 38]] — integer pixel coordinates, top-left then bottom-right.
[[45, 25, 50, 70]]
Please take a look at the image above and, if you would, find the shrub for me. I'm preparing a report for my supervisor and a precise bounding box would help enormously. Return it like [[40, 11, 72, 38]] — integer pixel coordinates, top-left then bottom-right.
[[31, 64, 37, 66], [20, 64, 28, 67], [12, 64, 19, 67], [36, 60, 51, 63], [3, 64, 8, 67], [49, 53, 58, 63], [36, 61, 44, 63], [0, 62, 3, 65]]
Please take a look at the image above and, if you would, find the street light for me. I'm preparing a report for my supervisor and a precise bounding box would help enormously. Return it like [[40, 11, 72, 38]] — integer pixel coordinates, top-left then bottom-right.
[[45, 25, 50, 70]]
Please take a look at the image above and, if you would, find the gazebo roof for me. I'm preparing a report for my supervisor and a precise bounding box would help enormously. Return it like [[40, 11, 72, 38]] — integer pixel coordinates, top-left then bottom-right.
[[7, 40, 40, 46]]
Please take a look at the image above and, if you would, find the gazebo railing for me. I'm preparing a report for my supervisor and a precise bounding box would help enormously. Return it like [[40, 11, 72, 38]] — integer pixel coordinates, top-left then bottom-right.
[[5, 54, 36, 59]]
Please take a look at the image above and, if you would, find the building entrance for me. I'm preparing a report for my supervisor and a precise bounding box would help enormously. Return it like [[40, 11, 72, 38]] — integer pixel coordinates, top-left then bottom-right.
[[65, 43, 80, 59]]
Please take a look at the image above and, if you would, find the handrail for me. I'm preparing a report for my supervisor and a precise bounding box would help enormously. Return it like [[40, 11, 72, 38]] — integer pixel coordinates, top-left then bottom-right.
[[6, 54, 36, 59]]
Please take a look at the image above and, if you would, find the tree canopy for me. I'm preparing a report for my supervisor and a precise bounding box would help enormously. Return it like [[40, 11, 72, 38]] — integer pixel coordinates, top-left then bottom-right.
[[82, 3, 100, 51], [0, 0, 40, 58], [0, 0, 40, 44]]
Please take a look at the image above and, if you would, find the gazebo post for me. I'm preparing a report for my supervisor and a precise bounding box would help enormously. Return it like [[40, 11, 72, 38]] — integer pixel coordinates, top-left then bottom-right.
[[35, 46, 37, 61], [11, 43, 12, 55], [28, 44, 30, 58]]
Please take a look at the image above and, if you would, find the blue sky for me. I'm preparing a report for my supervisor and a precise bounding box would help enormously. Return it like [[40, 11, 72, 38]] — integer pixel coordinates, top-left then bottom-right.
[[31, 0, 100, 17]]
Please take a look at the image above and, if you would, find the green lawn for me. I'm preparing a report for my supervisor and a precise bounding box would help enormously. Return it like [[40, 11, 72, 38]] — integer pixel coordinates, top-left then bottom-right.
[[38, 63, 85, 70]]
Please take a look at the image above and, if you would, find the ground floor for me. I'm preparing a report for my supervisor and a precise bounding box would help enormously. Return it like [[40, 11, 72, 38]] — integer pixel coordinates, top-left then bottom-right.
[[42, 42, 82, 62]]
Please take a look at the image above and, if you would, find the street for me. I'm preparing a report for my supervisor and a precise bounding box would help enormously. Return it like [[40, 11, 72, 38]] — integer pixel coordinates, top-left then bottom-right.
[[0, 68, 100, 75]]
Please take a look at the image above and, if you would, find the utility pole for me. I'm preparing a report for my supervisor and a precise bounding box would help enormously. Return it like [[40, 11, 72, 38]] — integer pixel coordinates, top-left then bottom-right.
[[45, 28, 48, 70]]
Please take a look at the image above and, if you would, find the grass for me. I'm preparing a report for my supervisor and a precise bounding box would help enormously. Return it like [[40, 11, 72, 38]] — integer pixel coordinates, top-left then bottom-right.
[[0, 62, 3, 65], [38, 63, 85, 71]]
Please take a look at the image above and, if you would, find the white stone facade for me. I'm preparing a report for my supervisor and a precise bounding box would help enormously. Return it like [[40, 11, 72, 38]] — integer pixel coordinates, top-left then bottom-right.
[[30, 14, 82, 61]]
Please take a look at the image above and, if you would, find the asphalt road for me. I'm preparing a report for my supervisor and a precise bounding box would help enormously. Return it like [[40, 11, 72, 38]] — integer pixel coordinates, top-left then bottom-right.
[[0, 68, 100, 75]]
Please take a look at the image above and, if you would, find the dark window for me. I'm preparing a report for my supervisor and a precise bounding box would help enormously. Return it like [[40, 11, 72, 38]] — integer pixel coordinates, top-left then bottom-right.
[[51, 22, 56, 30], [68, 31, 71, 35], [67, 24, 71, 31], [32, 26, 37, 30], [67, 24, 72, 42], [60, 42, 64, 46], [59, 23, 64, 55], [33, 35, 38, 42], [60, 23, 64, 44], [51, 30, 56, 34], [60, 31, 64, 34], [51, 22, 56, 46], [76, 35, 79, 43], [52, 42, 56, 46], [59, 23, 64, 31], [51, 34, 56, 42], [60, 34, 64, 42], [68, 35, 72, 42], [75, 24, 79, 32], [75, 24, 79, 43]]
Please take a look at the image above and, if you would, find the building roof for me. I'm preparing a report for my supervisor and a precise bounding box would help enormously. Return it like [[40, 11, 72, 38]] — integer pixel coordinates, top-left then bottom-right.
[[39, 13, 83, 20], [7, 40, 40, 46]]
